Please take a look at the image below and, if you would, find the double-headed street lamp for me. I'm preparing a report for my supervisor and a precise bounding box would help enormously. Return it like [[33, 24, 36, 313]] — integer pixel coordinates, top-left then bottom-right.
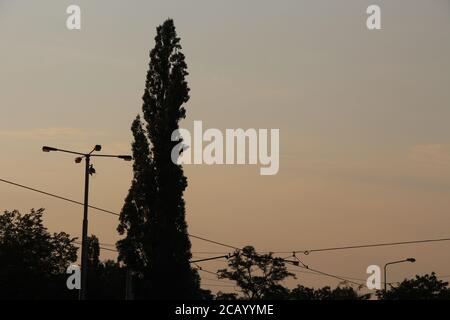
[[384, 258, 416, 292], [42, 145, 132, 300]]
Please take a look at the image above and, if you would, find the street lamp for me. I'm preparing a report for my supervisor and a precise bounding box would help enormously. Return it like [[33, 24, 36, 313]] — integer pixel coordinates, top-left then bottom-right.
[[384, 258, 416, 292], [42, 145, 132, 300]]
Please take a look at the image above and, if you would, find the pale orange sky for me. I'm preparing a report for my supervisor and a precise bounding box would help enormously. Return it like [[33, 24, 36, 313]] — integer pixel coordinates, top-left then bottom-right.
[[1, 0, 450, 295]]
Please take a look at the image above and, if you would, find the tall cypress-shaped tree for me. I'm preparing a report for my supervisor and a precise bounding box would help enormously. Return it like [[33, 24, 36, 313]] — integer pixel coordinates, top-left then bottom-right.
[[117, 19, 200, 299]]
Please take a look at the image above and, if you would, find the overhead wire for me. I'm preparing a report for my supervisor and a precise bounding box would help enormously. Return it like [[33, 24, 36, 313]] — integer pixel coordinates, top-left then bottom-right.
[[3, 177, 450, 288]]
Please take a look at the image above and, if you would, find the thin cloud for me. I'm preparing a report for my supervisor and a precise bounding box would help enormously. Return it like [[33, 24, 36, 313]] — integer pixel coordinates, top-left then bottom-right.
[[410, 144, 450, 167]]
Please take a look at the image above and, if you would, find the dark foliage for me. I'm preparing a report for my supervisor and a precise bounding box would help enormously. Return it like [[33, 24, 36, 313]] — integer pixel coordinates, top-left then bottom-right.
[[218, 246, 295, 300], [0, 209, 126, 299], [117, 18, 201, 299], [377, 272, 450, 300], [290, 285, 370, 300], [86, 235, 126, 300], [0, 209, 77, 299]]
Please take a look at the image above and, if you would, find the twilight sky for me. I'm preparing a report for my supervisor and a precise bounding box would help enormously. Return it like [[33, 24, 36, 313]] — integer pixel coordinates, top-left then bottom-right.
[[1, 0, 450, 294]]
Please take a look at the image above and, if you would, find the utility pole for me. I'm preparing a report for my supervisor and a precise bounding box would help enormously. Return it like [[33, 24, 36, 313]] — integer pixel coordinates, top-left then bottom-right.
[[125, 269, 134, 300], [79, 155, 91, 300], [42, 145, 132, 300]]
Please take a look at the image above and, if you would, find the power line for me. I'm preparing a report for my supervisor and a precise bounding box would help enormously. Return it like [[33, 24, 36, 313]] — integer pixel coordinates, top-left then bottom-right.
[[291, 238, 450, 255], [193, 251, 367, 290], [195, 266, 220, 277], [202, 283, 236, 288], [290, 264, 366, 288], [0, 177, 239, 251], [192, 251, 234, 255], [189, 237, 367, 288], [189, 240, 439, 289], [5, 177, 450, 258], [74, 241, 118, 253], [285, 265, 366, 285], [98, 246, 117, 253], [0, 178, 119, 216], [95, 242, 117, 247], [201, 277, 234, 284], [191, 254, 232, 264], [188, 234, 240, 251], [277, 254, 367, 288], [2, 176, 450, 287], [286, 261, 450, 286], [194, 237, 450, 256], [194, 237, 450, 255], [74, 242, 231, 265]]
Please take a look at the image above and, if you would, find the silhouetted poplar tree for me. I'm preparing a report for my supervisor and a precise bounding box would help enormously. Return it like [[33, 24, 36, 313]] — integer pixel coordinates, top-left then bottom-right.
[[117, 19, 201, 299]]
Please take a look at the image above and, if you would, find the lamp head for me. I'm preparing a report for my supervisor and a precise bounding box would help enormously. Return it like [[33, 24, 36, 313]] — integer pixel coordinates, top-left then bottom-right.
[[118, 155, 133, 161], [75, 157, 83, 164], [94, 145, 102, 152], [407, 258, 416, 263], [42, 146, 57, 152]]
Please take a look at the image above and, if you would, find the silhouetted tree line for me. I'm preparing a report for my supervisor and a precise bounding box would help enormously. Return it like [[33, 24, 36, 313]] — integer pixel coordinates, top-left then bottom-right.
[[0, 209, 124, 300], [376, 273, 450, 300], [1, 212, 449, 300]]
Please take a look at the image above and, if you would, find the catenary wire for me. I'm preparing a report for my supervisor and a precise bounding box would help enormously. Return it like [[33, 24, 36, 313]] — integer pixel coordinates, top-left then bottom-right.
[[2, 177, 449, 287]]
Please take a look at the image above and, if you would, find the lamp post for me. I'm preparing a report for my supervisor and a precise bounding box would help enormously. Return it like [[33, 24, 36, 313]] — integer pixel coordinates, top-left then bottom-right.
[[384, 258, 416, 292], [42, 145, 132, 300]]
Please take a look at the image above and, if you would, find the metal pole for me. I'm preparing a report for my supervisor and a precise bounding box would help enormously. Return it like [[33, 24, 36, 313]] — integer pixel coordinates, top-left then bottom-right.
[[383, 259, 415, 294], [79, 155, 90, 300], [125, 269, 134, 300], [384, 264, 387, 292]]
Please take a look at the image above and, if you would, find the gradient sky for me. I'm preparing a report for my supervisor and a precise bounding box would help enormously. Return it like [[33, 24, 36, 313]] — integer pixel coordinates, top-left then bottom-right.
[[1, 0, 450, 294]]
